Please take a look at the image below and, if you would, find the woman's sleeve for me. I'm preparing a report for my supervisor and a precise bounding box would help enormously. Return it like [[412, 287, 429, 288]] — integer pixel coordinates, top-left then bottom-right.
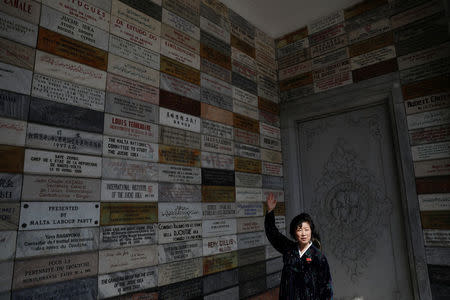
[[319, 254, 333, 300], [264, 210, 293, 254]]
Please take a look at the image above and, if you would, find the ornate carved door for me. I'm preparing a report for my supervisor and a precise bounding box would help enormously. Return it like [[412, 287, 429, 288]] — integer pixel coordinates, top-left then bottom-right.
[[297, 103, 413, 299]]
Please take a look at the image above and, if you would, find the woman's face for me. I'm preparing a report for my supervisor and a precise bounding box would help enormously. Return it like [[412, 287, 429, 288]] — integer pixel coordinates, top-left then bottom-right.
[[295, 222, 311, 247]]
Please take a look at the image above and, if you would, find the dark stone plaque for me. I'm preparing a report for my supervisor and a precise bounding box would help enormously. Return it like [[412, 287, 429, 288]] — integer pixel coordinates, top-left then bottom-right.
[[0, 89, 29, 120], [266, 271, 282, 289], [11, 277, 97, 300], [278, 49, 310, 70], [349, 31, 393, 57], [262, 175, 284, 190], [201, 58, 232, 83], [203, 268, 238, 295], [259, 97, 280, 115], [158, 240, 202, 264], [231, 34, 255, 58], [202, 168, 235, 186], [421, 211, 450, 229], [202, 251, 238, 275], [279, 72, 313, 91], [0, 173, 22, 202], [402, 75, 450, 100], [106, 93, 158, 123], [238, 246, 266, 267], [201, 30, 231, 57], [160, 55, 200, 86], [120, 0, 162, 21], [163, 0, 200, 27], [232, 72, 257, 95], [400, 57, 450, 84], [239, 261, 266, 283], [234, 114, 259, 133], [159, 277, 203, 300], [200, 2, 230, 32], [0, 146, 24, 173], [29, 97, 104, 133], [416, 176, 450, 194], [353, 58, 398, 82], [344, 0, 387, 20], [160, 89, 201, 117], [201, 88, 233, 111], [200, 44, 231, 70], [100, 203, 158, 225], [239, 276, 266, 299], [279, 84, 315, 103], [159, 125, 201, 149], [202, 186, 235, 202], [159, 183, 202, 202]]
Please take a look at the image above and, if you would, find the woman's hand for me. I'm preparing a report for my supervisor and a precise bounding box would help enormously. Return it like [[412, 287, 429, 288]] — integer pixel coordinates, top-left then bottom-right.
[[266, 192, 277, 212]]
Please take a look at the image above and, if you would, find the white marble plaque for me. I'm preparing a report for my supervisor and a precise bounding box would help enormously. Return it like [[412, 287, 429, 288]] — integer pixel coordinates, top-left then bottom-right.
[[235, 143, 261, 160], [21, 175, 100, 202], [201, 135, 233, 155], [233, 99, 258, 120], [201, 73, 232, 96], [0, 117, 26, 146], [19, 201, 100, 230], [237, 217, 264, 233], [407, 108, 450, 130], [236, 202, 263, 217], [0, 173, 22, 202], [32, 74, 105, 111], [159, 164, 201, 184], [16, 227, 99, 258], [24, 149, 102, 178], [103, 135, 158, 162], [266, 244, 281, 259], [161, 38, 200, 70], [235, 172, 262, 187], [411, 141, 450, 162], [0, 62, 32, 95], [159, 107, 201, 133], [161, 23, 200, 54], [104, 114, 158, 143], [202, 234, 237, 255], [0, 230, 16, 261], [311, 35, 348, 58], [0, 0, 41, 24], [261, 148, 282, 164], [107, 54, 159, 87], [158, 257, 202, 286], [279, 60, 312, 81], [262, 161, 283, 177], [236, 187, 262, 202], [261, 135, 282, 151], [237, 231, 265, 250], [201, 119, 233, 140], [102, 158, 158, 181], [110, 16, 160, 53], [160, 72, 201, 100], [158, 240, 202, 264], [101, 180, 158, 202], [109, 35, 160, 70], [111, 0, 160, 35], [308, 10, 344, 34], [159, 183, 201, 202], [40, 5, 108, 51], [159, 202, 203, 222], [26, 123, 102, 155], [34, 51, 106, 90], [419, 193, 450, 211], [232, 86, 257, 107], [200, 16, 229, 44], [263, 189, 284, 203], [202, 202, 236, 219], [312, 47, 349, 70], [260, 123, 280, 139], [202, 218, 237, 237], [232, 48, 256, 70], [414, 158, 450, 177], [100, 224, 157, 249], [0, 11, 38, 47], [162, 8, 200, 40], [348, 18, 391, 44], [201, 152, 234, 170], [98, 266, 157, 299], [405, 93, 450, 115], [99, 245, 158, 274], [423, 229, 450, 247], [158, 220, 202, 244]]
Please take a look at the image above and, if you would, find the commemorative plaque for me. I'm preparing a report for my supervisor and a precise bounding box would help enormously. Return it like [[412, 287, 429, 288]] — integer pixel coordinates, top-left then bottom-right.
[[0, 62, 32, 95], [203, 268, 238, 295], [418, 193, 450, 211], [348, 18, 391, 44], [257, 60, 277, 81], [16, 227, 99, 258], [202, 186, 235, 202], [106, 93, 158, 123], [279, 72, 313, 91], [159, 240, 202, 263], [98, 266, 157, 299], [158, 220, 202, 244], [100, 224, 157, 249], [232, 72, 258, 95], [278, 48, 310, 70], [0, 173, 22, 202], [349, 31, 393, 57], [399, 42, 450, 71], [261, 136, 282, 151], [160, 72, 200, 101], [24, 149, 101, 178], [159, 183, 201, 202], [414, 158, 450, 178], [201, 58, 231, 83], [159, 125, 201, 149], [200, 2, 230, 33], [234, 114, 259, 133], [231, 35, 255, 58], [236, 202, 263, 218], [311, 35, 348, 58], [260, 110, 280, 128], [421, 211, 450, 229], [107, 54, 159, 88], [411, 141, 450, 162], [161, 39, 200, 70], [0, 90, 29, 120], [409, 124, 450, 146], [162, 23, 200, 54], [233, 86, 258, 107], [201, 16, 230, 44], [232, 60, 257, 83], [232, 48, 256, 70], [0, 0, 41, 24], [391, 0, 443, 29], [201, 152, 234, 170], [0, 230, 16, 261], [239, 276, 266, 298], [202, 119, 233, 140], [235, 143, 261, 160], [110, 16, 160, 53], [0, 37, 35, 70], [237, 231, 265, 250], [162, 8, 200, 40], [202, 218, 237, 238], [160, 89, 201, 116], [262, 161, 283, 177], [312, 47, 349, 70], [0, 202, 19, 230], [100, 203, 158, 225], [111, 0, 160, 35], [13, 252, 98, 290], [279, 60, 312, 81], [163, 0, 200, 26], [230, 10, 255, 45], [32, 74, 104, 112], [101, 180, 158, 202], [159, 277, 203, 300], [313, 59, 351, 81], [202, 168, 234, 186], [21, 175, 100, 202], [261, 149, 282, 164], [236, 187, 262, 202], [237, 217, 264, 233], [159, 164, 202, 184], [0, 11, 37, 47], [258, 86, 279, 104], [201, 135, 233, 155], [11, 277, 98, 300], [256, 49, 277, 69], [315, 70, 353, 92], [103, 136, 158, 162], [402, 75, 450, 100], [201, 30, 231, 58], [277, 37, 309, 59], [309, 23, 345, 46], [235, 157, 261, 174], [260, 123, 281, 140], [120, 0, 162, 21], [308, 10, 344, 35], [0, 117, 25, 147], [267, 271, 282, 288], [416, 176, 450, 194], [423, 229, 450, 247], [200, 43, 231, 70], [158, 257, 203, 286], [159, 145, 200, 167], [202, 202, 236, 219], [234, 128, 260, 147], [159, 107, 201, 133], [400, 57, 450, 84], [235, 172, 262, 188], [262, 175, 283, 190], [110, 35, 160, 70], [99, 245, 158, 274], [35, 51, 106, 90], [203, 234, 237, 256], [158, 202, 202, 222], [203, 251, 237, 275], [233, 99, 259, 120], [161, 56, 200, 85], [407, 108, 450, 130], [201, 103, 234, 126], [201, 88, 233, 111], [102, 158, 158, 182], [104, 114, 157, 143], [351, 45, 396, 70], [201, 72, 232, 96]]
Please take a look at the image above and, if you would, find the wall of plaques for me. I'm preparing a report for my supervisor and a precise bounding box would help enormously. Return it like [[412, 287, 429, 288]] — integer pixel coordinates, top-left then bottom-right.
[[0, 0, 286, 299], [275, 0, 450, 297]]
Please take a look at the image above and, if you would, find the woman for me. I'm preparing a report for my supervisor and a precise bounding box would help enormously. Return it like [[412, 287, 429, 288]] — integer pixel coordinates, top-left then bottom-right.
[[265, 193, 333, 299]]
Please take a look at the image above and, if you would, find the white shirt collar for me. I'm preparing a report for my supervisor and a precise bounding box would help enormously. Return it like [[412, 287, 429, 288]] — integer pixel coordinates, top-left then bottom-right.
[[299, 241, 312, 258]]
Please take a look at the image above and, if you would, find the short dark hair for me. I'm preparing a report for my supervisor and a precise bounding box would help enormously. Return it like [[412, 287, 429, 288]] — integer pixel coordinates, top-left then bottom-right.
[[289, 213, 321, 249]]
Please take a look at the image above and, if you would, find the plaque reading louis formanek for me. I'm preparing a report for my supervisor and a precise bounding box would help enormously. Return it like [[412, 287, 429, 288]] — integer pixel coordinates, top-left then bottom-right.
[[158, 220, 202, 244], [100, 223, 157, 249]]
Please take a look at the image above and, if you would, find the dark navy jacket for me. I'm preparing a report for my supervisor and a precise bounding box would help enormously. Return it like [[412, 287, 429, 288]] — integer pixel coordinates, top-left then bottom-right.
[[265, 211, 333, 300]]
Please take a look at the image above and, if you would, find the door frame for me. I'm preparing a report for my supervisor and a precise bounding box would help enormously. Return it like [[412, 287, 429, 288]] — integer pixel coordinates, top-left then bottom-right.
[[280, 72, 431, 299]]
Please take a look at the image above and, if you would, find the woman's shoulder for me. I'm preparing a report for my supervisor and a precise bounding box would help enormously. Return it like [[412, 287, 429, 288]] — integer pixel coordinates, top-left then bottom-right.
[[309, 245, 329, 261]]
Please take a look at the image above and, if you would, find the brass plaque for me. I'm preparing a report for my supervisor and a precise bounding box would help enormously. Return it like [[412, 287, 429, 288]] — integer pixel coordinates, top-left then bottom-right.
[[0, 145, 24, 173], [160, 55, 200, 85], [202, 186, 235, 202], [258, 97, 280, 115], [235, 157, 262, 174], [275, 27, 308, 49], [201, 102, 234, 126], [231, 35, 255, 58], [349, 31, 393, 57], [37, 27, 108, 71], [203, 251, 238, 275], [159, 145, 201, 167], [101, 203, 158, 225], [233, 113, 260, 133], [201, 44, 231, 70], [421, 211, 450, 229]]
